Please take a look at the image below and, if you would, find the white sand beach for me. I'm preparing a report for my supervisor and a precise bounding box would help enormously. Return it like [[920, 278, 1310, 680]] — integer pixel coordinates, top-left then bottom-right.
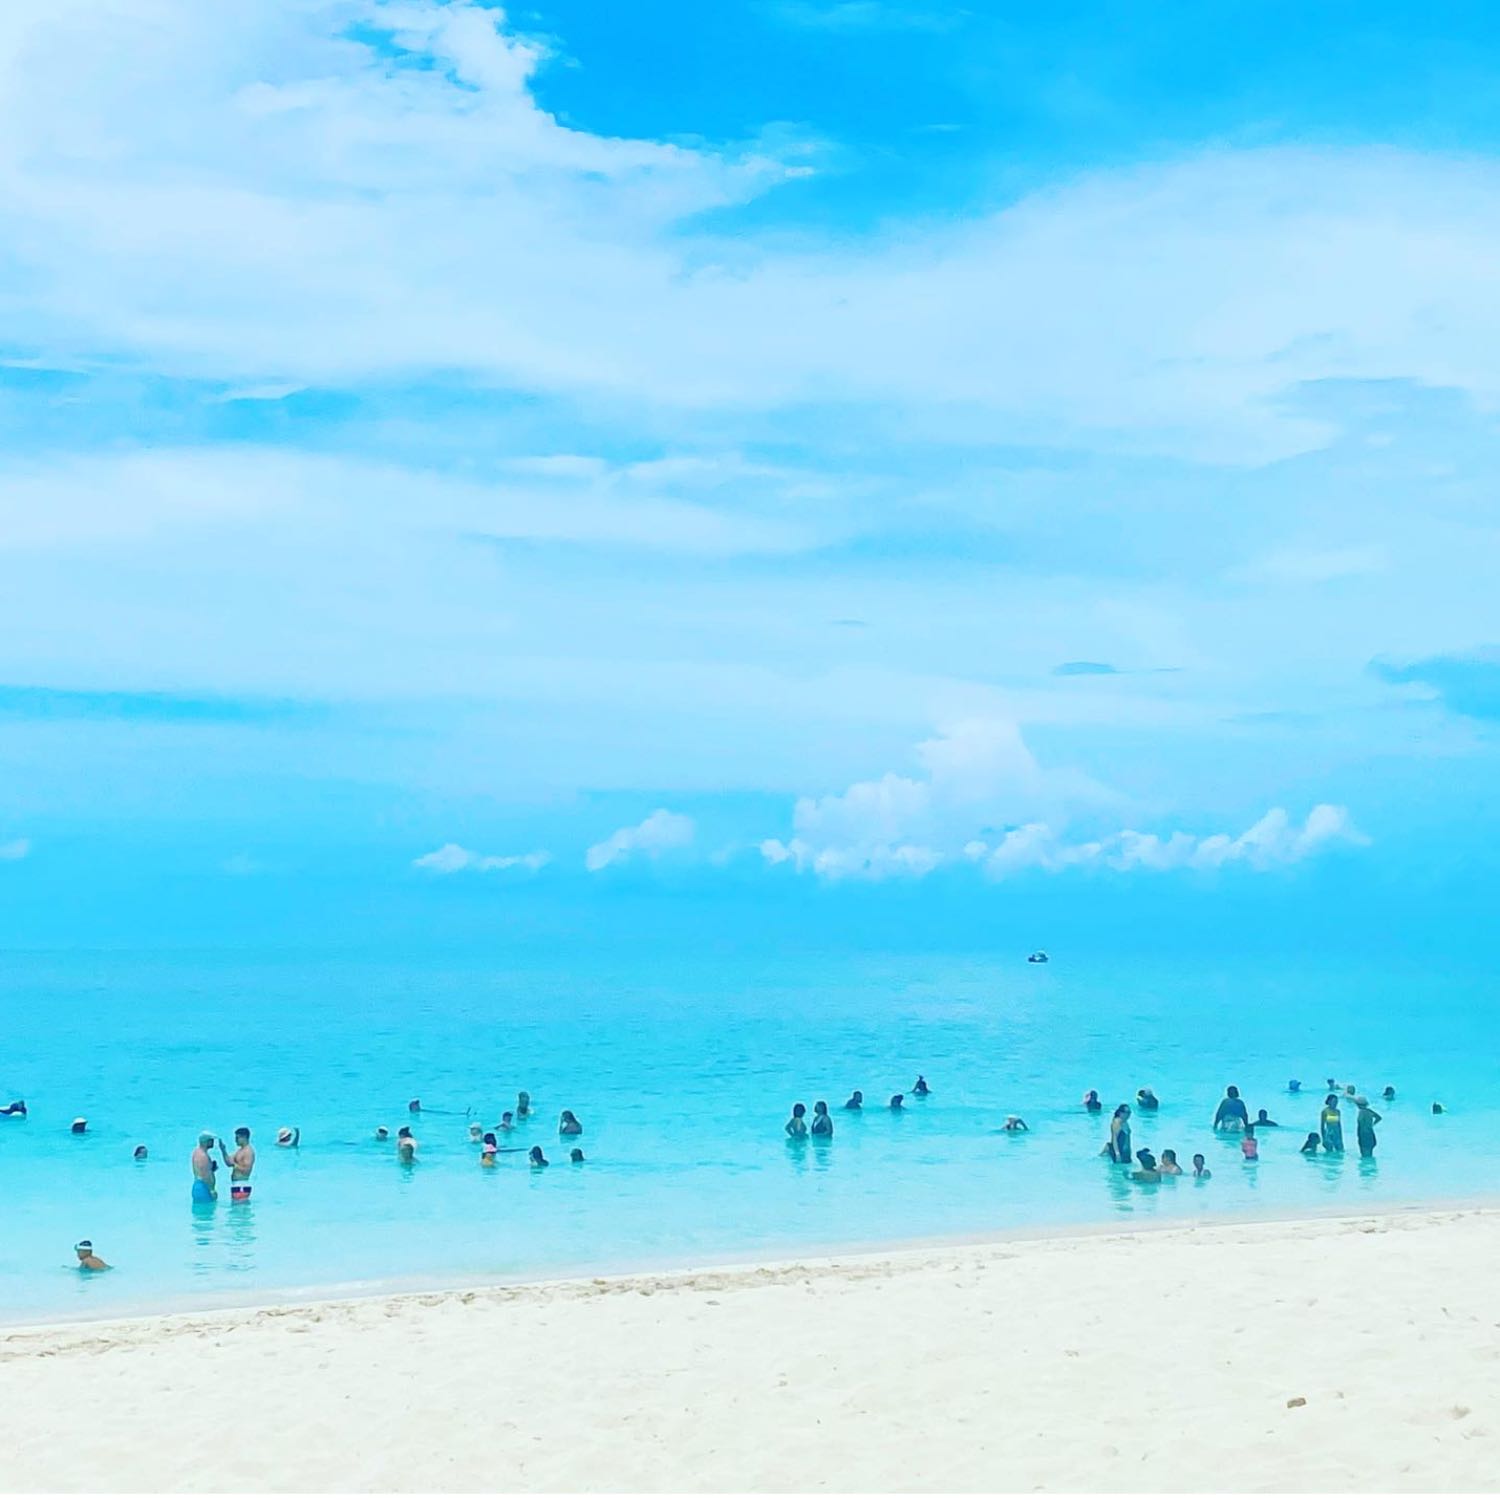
[[3, 1206, 1498, 1493]]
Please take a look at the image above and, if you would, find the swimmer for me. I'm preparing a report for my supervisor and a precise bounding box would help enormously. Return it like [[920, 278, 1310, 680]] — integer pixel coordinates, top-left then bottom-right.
[[912, 1076, 930, 1096], [498, 1111, 515, 1131], [0, 1099, 26, 1117], [482, 1131, 499, 1151], [810, 1101, 834, 1137], [70, 1117, 87, 1135], [1108, 1104, 1132, 1164], [407, 1098, 421, 1113], [1212, 1086, 1248, 1132], [1158, 1149, 1182, 1176], [276, 1127, 300, 1148], [1319, 1094, 1345, 1153], [396, 1125, 417, 1162], [1253, 1109, 1279, 1128], [1131, 1148, 1160, 1182], [1191, 1154, 1211, 1179], [132, 1144, 148, 1160], [375, 1126, 390, 1141], [843, 1090, 863, 1110], [569, 1147, 584, 1164], [1288, 1080, 1301, 1093], [559, 1110, 583, 1137], [469, 1122, 483, 1142], [1003, 1116, 1029, 1132], [1083, 1090, 1102, 1113], [73, 1240, 109, 1272], [479, 1144, 497, 1168], [1345, 1084, 1357, 1098], [785, 1102, 809, 1139], [1355, 1096, 1381, 1159], [528, 1145, 548, 1168], [516, 1091, 532, 1119], [889, 1093, 905, 1111], [1382, 1086, 1396, 1101], [1136, 1088, 1160, 1112], [1300, 1132, 1320, 1154], [1240, 1124, 1259, 1161], [191, 1132, 218, 1202], [1432, 1101, 1445, 1115], [220, 1127, 255, 1203]]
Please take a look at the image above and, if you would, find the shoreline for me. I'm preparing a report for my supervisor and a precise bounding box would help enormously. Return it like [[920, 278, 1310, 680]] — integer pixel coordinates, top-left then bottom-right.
[[5, 1201, 1500, 1491], [4, 1193, 1496, 1336]]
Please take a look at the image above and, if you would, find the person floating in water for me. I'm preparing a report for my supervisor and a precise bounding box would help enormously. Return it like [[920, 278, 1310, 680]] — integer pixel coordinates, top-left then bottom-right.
[[1131, 1148, 1160, 1182], [810, 1101, 834, 1137], [0, 1099, 26, 1117], [1158, 1149, 1182, 1175], [889, 1093, 905, 1111], [1355, 1097, 1382, 1158], [912, 1076, 930, 1096], [516, 1091, 532, 1119], [1300, 1132, 1320, 1155], [221, 1127, 255, 1203], [1240, 1124, 1259, 1161], [1003, 1115, 1028, 1132], [1108, 1104, 1132, 1164], [843, 1091, 863, 1111], [498, 1111, 515, 1132], [71, 1117, 88, 1135], [528, 1145, 548, 1167], [132, 1144, 148, 1160], [558, 1110, 583, 1137], [276, 1127, 300, 1148], [1083, 1090, 1102, 1113], [1136, 1088, 1160, 1112], [1213, 1086, 1248, 1132], [1191, 1154, 1211, 1179], [785, 1103, 809, 1139], [1253, 1109, 1279, 1128], [74, 1240, 110, 1272], [1319, 1095, 1345, 1153], [192, 1132, 218, 1202], [407, 1099, 422, 1113], [396, 1126, 418, 1162], [569, 1147, 584, 1164]]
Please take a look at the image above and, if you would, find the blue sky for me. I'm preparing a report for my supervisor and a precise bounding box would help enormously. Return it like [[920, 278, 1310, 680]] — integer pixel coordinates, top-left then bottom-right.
[[1, 0, 1498, 943]]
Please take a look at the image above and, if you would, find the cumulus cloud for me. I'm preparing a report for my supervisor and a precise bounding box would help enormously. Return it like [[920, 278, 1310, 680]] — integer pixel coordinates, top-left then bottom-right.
[[413, 843, 550, 874], [0, 837, 30, 861], [585, 809, 695, 872], [760, 721, 1365, 881]]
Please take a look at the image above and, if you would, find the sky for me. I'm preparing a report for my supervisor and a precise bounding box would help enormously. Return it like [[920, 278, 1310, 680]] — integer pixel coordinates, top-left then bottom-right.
[[2, 0, 1499, 946]]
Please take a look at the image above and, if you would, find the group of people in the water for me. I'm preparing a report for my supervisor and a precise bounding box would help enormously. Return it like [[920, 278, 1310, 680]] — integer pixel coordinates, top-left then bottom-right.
[[785, 1076, 941, 1138], [1089, 1076, 1430, 1180], [389, 1094, 585, 1168]]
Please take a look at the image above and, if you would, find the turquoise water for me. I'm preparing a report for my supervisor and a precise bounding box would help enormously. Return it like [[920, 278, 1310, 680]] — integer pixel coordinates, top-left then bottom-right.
[[0, 944, 1493, 1323]]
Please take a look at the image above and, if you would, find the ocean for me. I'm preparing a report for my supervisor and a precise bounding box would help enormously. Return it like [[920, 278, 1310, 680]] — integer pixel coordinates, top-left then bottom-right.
[[0, 941, 1491, 1323]]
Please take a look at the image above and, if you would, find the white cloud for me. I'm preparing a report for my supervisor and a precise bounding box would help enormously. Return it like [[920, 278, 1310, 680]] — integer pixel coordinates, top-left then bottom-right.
[[585, 809, 695, 872], [760, 720, 1366, 880], [413, 842, 550, 874], [0, 837, 30, 861]]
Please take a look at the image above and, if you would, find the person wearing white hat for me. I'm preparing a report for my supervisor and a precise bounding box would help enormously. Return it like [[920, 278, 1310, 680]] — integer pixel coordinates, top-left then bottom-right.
[[70, 1117, 87, 1134], [276, 1127, 299, 1148]]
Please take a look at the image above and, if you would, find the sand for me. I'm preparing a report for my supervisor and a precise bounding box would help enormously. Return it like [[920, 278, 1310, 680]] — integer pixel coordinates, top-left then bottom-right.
[[3, 1206, 1499, 1492]]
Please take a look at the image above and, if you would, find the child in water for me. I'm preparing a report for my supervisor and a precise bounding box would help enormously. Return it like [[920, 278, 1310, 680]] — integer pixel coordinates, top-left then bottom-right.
[[1240, 1125, 1259, 1161], [1191, 1154, 1211, 1179]]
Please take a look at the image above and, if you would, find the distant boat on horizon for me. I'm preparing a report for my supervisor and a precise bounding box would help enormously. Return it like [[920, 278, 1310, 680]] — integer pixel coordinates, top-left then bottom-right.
[[1027, 950, 1049, 964]]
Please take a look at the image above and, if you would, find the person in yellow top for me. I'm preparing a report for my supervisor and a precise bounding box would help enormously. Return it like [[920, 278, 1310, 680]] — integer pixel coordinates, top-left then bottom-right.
[[1319, 1095, 1345, 1153]]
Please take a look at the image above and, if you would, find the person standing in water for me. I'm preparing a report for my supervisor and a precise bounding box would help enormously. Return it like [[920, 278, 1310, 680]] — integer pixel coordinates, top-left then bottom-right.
[[1213, 1086, 1249, 1131], [220, 1127, 255, 1202], [889, 1093, 905, 1111], [810, 1101, 834, 1137], [1355, 1097, 1382, 1158], [1319, 1095, 1345, 1153], [528, 1145, 548, 1167], [1136, 1088, 1160, 1112], [785, 1103, 809, 1138], [191, 1132, 218, 1202], [1158, 1149, 1182, 1175], [1191, 1154, 1211, 1179], [1083, 1090, 1102, 1113], [1240, 1124, 1259, 1161], [843, 1091, 863, 1111], [912, 1076, 930, 1096], [558, 1111, 583, 1137], [1108, 1104, 1132, 1164], [516, 1091, 532, 1119], [396, 1125, 418, 1162]]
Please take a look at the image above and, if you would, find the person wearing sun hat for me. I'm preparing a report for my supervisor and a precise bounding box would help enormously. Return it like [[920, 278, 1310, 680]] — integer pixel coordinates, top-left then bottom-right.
[[276, 1126, 299, 1148], [1355, 1096, 1382, 1159]]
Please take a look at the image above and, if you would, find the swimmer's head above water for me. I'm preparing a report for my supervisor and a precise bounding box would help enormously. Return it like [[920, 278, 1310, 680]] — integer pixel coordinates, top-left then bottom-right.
[[569, 1148, 584, 1163], [71, 1117, 87, 1134], [529, 1145, 548, 1167], [889, 1094, 904, 1110], [132, 1144, 147, 1160], [375, 1125, 390, 1140], [844, 1090, 863, 1108]]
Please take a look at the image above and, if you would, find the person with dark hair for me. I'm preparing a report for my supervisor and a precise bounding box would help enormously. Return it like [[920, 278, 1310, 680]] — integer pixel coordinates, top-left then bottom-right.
[[1300, 1132, 1320, 1155], [1355, 1097, 1382, 1159], [1108, 1104, 1132, 1164], [558, 1110, 582, 1137], [1158, 1149, 1182, 1176], [569, 1148, 584, 1164], [220, 1127, 255, 1203], [1253, 1109, 1279, 1129], [74, 1241, 109, 1272], [1131, 1148, 1160, 1182], [810, 1101, 834, 1137], [0, 1100, 26, 1117], [70, 1117, 88, 1134], [912, 1075, 930, 1097], [1136, 1088, 1160, 1112], [889, 1094, 905, 1111], [396, 1125, 418, 1162], [843, 1090, 863, 1110], [1432, 1101, 1446, 1115], [785, 1102, 809, 1139], [1213, 1086, 1249, 1131], [516, 1091, 532, 1119], [133, 1144, 148, 1161], [1320, 1095, 1345, 1153], [528, 1145, 548, 1168], [498, 1111, 515, 1132], [1191, 1154, 1211, 1179], [1382, 1086, 1396, 1101], [1082, 1090, 1102, 1113], [1240, 1124, 1259, 1161]]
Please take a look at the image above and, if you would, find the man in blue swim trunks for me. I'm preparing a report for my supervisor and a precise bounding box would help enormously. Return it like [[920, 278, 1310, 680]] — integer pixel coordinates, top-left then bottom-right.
[[191, 1132, 218, 1202]]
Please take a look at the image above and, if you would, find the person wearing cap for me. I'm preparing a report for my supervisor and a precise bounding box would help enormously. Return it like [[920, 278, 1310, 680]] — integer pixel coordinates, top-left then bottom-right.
[[73, 1241, 109, 1272], [70, 1117, 88, 1134], [1355, 1096, 1382, 1159], [191, 1133, 218, 1202], [220, 1127, 255, 1202], [276, 1127, 299, 1148]]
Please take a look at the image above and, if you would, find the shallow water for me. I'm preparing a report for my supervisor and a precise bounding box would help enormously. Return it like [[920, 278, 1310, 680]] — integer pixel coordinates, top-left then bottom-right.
[[0, 944, 1491, 1321]]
